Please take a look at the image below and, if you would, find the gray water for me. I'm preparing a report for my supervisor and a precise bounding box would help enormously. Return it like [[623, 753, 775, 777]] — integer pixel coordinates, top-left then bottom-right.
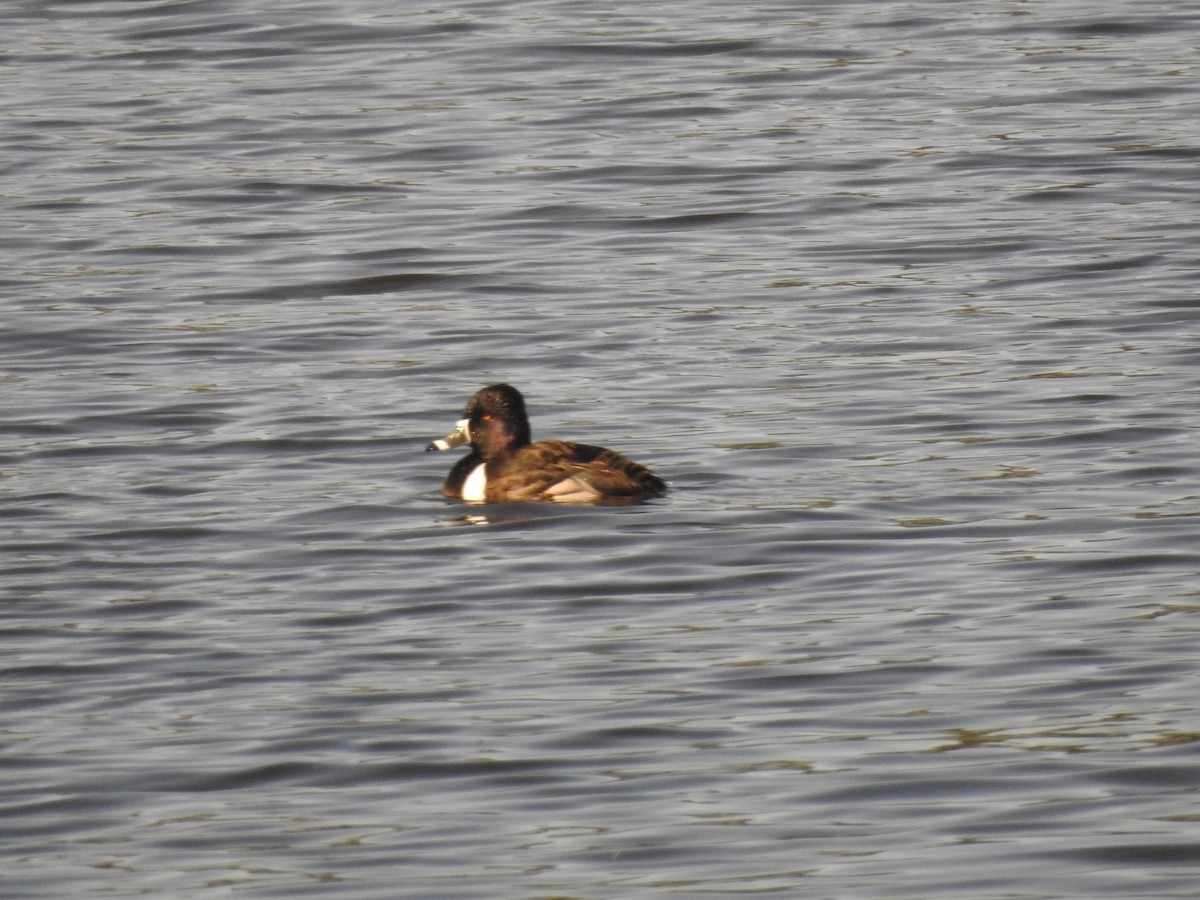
[[4, 0, 1200, 896]]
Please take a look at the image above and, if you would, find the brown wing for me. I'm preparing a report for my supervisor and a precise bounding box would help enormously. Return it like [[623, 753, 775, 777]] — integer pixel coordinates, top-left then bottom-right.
[[490, 441, 665, 504]]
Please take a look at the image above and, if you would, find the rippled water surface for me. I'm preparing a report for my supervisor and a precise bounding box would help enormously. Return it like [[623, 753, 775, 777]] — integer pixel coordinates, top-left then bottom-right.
[[4, 0, 1200, 896]]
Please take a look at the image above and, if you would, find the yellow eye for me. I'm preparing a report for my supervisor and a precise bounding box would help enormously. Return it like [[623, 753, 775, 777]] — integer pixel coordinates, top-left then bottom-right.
[[481, 414, 493, 421]]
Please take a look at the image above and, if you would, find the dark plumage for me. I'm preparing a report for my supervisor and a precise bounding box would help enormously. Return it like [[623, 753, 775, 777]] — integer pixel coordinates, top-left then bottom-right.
[[426, 384, 666, 504]]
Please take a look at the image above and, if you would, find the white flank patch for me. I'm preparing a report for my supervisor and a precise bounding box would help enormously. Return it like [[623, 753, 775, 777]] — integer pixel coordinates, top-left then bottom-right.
[[545, 476, 602, 503], [461, 463, 488, 502]]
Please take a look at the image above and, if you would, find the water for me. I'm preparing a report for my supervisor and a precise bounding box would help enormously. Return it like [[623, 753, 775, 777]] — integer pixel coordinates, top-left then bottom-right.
[[3, 0, 1200, 896]]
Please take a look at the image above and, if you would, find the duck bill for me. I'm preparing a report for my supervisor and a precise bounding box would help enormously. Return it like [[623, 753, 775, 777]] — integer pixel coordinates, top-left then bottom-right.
[[426, 418, 471, 452]]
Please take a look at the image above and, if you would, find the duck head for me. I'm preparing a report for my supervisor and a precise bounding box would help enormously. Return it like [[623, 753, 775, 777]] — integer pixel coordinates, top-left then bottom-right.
[[426, 384, 532, 459]]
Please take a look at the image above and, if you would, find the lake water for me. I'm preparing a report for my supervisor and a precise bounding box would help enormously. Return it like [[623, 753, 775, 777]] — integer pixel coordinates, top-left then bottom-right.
[[4, 0, 1200, 896]]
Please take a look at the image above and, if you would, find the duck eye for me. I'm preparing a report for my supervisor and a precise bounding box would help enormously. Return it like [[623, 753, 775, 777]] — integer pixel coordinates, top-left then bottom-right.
[[481, 414, 493, 421]]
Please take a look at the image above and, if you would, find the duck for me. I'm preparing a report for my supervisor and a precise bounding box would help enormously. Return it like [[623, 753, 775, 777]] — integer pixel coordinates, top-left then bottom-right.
[[426, 384, 666, 504]]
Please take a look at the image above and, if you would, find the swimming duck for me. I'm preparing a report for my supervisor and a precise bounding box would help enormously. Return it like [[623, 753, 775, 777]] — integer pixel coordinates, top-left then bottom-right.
[[426, 384, 666, 504]]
